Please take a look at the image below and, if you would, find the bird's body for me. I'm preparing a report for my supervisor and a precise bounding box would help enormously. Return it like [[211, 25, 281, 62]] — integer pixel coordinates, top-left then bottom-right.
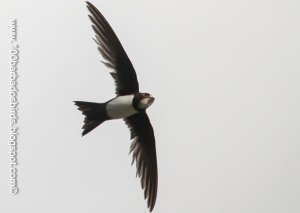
[[74, 2, 158, 212], [106, 95, 138, 119]]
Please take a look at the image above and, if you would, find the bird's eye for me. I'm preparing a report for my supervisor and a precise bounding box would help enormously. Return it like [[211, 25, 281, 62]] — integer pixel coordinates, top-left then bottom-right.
[[144, 93, 150, 97]]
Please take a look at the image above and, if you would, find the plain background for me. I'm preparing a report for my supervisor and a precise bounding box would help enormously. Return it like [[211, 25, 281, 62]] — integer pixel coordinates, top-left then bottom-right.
[[0, 0, 299, 212]]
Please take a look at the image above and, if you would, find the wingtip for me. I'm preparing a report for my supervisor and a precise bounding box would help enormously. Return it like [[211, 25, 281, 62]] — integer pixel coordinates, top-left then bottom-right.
[[86, 1, 94, 9], [148, 198, 156, 212], [86, 1, 92, 10]]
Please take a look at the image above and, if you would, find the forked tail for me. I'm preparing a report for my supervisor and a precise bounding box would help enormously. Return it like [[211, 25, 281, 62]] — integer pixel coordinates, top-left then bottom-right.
[[74, 101, 108, 136]]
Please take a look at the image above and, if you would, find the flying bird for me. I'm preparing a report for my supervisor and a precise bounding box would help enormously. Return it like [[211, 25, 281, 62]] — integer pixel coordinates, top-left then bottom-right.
[[74, 1, 158, 211]]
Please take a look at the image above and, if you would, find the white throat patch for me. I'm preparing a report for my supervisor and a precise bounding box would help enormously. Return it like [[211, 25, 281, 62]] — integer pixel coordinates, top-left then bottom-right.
[[138, 97, 154, 109]]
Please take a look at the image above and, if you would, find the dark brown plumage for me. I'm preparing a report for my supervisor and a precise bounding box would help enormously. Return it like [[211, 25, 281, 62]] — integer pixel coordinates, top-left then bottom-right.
[[86, 1, 139, 95], [125, 112, 158, 211], [81, 2, 158, 211]]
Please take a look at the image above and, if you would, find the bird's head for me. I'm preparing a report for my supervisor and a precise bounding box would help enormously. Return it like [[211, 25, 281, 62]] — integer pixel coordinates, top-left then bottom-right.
[[134, 92, 155, 110]]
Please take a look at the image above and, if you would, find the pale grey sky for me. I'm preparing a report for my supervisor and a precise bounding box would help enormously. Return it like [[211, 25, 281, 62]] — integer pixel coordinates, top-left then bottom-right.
[[0, 0, 300, 212]]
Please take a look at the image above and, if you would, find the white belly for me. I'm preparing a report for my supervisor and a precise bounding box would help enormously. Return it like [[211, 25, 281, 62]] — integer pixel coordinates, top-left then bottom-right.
[[106, 95, 138, 119]]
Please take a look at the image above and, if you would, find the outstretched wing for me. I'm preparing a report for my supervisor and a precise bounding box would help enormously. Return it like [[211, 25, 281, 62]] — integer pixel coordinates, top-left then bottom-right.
[[124, 112, 158, 212], [86, 1, 139, 95]]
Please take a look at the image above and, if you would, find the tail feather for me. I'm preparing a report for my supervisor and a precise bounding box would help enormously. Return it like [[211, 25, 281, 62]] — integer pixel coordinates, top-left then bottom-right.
[[74, 101, 108, 136]]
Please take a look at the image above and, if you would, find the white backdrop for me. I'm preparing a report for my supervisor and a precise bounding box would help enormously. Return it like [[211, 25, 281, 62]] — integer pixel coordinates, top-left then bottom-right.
[[0, 0, 299, 212]]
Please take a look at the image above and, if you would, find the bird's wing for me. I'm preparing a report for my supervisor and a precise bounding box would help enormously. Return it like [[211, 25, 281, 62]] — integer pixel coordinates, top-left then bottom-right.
[[124, 112, 158, 212], [86, 1, 139, 95]]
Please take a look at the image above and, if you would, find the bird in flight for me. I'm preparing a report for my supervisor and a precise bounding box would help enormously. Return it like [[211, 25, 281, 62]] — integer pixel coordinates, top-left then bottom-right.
[[74, 1, 158, 211]]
